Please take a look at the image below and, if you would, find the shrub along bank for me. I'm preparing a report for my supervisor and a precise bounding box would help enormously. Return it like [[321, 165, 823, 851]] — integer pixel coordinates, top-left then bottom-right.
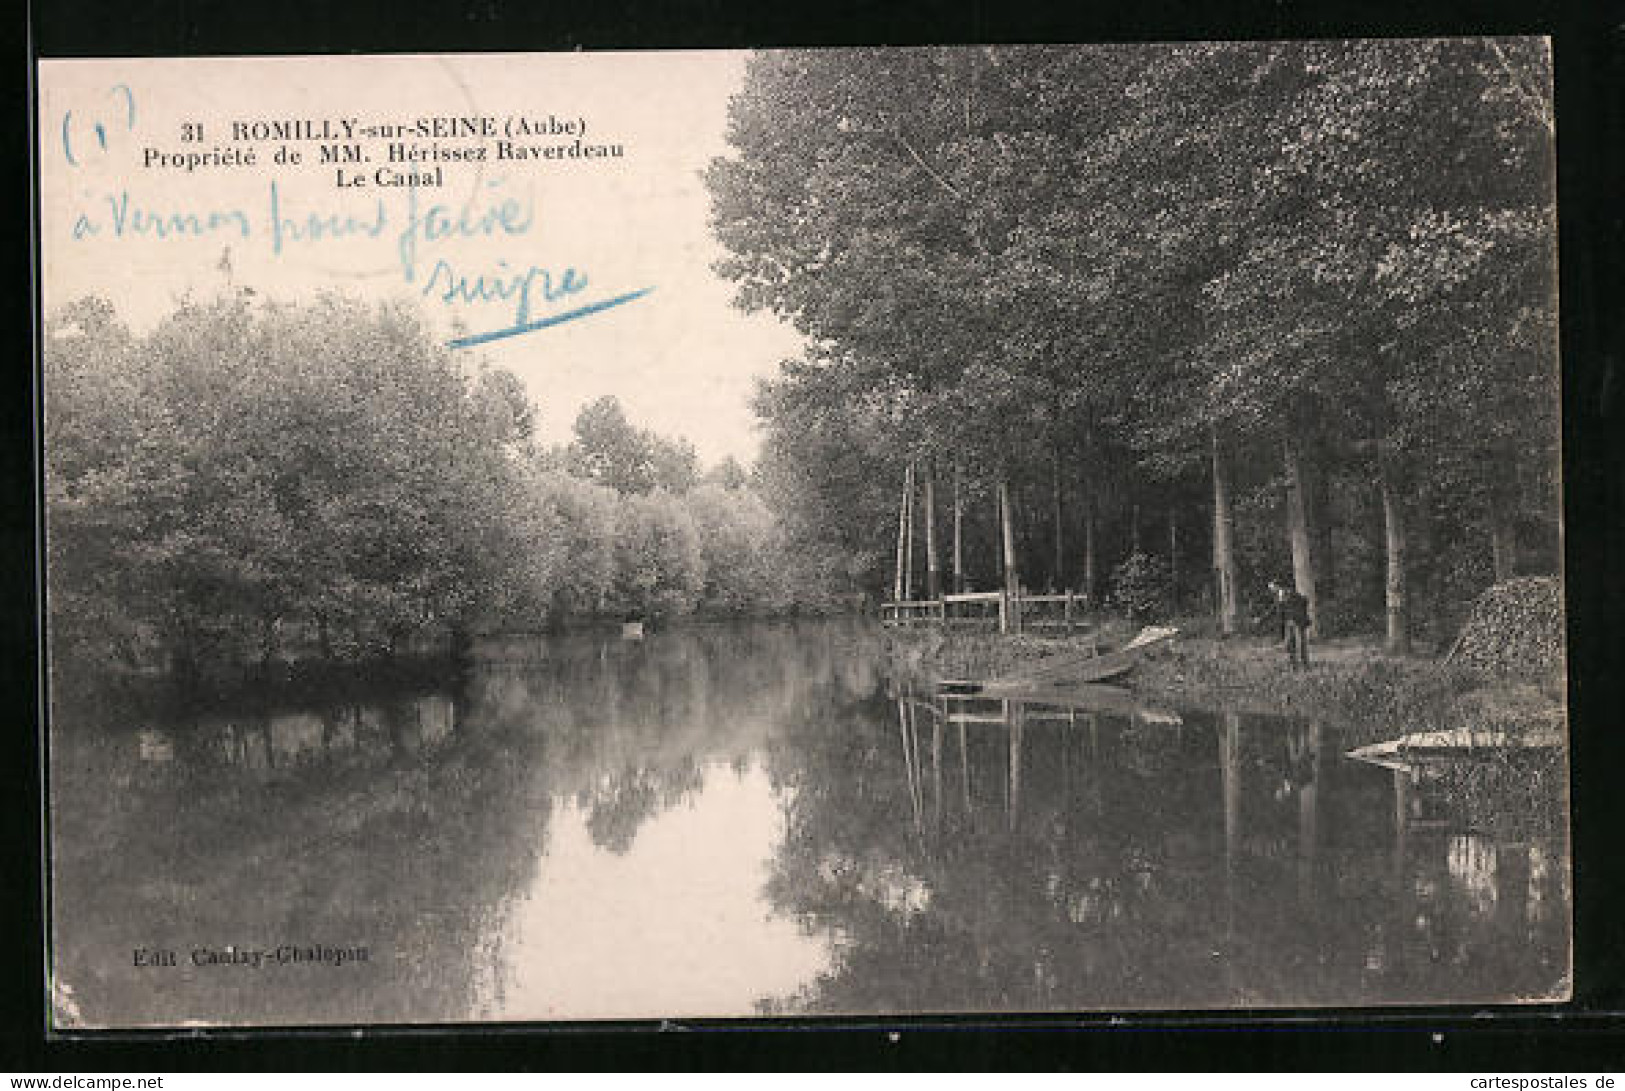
[[43, 296, 851, 686]]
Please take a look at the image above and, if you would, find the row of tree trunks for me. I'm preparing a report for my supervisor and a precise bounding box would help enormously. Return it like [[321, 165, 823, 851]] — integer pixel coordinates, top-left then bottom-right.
[[894, 460, 947, 602], [1279, 416, 1423, 653], [1255, 421, 1413, 651], [896, 425, 1416, 658], [1287, 410, 1424, 653]]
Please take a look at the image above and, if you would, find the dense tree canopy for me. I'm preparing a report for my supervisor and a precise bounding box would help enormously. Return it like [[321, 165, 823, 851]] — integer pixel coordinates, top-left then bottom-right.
[[43, 296, 832, 682], [710, 41, 1559, 647], [41, 42, 1561, 682], [559, 395, 701, 495]]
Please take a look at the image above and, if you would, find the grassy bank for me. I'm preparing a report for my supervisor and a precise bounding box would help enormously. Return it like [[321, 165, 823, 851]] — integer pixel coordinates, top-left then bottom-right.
[[1132, 632, 1566, 746], [886, 622, 1564, 740], [883, 621, 1569, 835]]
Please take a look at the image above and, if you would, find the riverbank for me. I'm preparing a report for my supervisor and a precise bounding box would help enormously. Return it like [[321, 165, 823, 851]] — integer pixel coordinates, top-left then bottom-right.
[[1134, 632, 1565, 745], [884, 624, 1567, 747], [883, 623, 1569, 836]]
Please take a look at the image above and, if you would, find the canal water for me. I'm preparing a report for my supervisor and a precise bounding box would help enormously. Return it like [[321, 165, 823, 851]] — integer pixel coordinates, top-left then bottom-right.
[[48, 620, 1569, 1026]]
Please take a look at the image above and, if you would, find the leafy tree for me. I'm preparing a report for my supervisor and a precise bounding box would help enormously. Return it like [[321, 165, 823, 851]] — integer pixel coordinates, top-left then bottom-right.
[[566, 395, 698, 495], [44, 294, 544, 673], [1109, 551, 1173, 624], [702, 456, 751, 491], [686, 483, 788, 614], [608, 491, 706, 618], [710, 42, 1558, 649]]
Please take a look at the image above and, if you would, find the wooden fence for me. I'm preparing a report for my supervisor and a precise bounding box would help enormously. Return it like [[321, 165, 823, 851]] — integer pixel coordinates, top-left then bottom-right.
[[879, 590, 1093, 634]]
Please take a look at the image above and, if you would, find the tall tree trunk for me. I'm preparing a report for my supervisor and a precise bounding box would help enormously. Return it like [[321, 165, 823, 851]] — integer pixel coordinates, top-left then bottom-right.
[[1489, 435, 1521, 583], [1491, 508, 1518, 582], [952, 460, 965, 593], [1211, 425, 1240, 635], [1079, 419, 1097, 605], [1082, 488, 1096, 606], [1168, 506, 1180, 613], [998, 478, 1020, 591], [903, 462, 916, 601], [260, 614, 278, 673], [1130, 503, 1141, 555], [1378, 444, 1411, 654], [923, 461, 940, 601], [998, 477, 1021, 631], [1309, 429, 1336, 618], [893, 464, 911, 603], [1051, 449, 1064, 590], [1283, 432, 1320, 631], [996, 483, 1006, 584]]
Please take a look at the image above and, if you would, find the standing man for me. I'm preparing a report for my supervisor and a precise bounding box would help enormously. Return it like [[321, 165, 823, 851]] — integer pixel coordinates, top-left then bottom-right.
[[1268, 579, 1312, 668]]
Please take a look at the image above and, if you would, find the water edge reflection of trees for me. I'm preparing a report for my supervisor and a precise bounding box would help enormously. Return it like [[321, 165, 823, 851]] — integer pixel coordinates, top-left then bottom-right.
[[49, 622, 1566, 1024], [50, 622, 885, 1026], [51, 680, 550, 1025], [759, 687, 1569, 1013]]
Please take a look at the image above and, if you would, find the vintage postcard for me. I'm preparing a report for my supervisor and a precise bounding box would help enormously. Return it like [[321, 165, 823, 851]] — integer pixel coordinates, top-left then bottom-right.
[[37, 44, 1568, 1028]]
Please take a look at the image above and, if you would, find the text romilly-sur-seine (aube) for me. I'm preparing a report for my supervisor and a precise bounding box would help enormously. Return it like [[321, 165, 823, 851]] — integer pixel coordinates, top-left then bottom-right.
[[142, 114, 624, 187]]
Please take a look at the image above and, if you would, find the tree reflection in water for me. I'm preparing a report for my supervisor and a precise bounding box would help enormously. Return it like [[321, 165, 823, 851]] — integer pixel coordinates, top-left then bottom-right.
[[48, 622, 1566, 1025], [759, 680, 1569, 1014], [49, 621, 880, 1027]]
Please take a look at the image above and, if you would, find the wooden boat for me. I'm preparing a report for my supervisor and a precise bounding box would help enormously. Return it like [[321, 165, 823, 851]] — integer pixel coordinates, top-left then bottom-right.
[[1069, 625, 1178, 682], [1346, 726, 1564, 771], [938, 625, 1178, 693]]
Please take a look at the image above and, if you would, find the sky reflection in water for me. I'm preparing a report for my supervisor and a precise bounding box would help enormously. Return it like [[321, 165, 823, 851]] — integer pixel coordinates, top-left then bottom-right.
[[49, 620, 1568, 1026]]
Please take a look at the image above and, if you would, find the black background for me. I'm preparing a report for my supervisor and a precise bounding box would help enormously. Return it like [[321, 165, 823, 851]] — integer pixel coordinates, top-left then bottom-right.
[[11, 0, 1625, 1071]]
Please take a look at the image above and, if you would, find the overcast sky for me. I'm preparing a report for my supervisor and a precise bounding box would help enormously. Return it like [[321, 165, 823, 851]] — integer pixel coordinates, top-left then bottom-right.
[[39, 52, 806, 465]]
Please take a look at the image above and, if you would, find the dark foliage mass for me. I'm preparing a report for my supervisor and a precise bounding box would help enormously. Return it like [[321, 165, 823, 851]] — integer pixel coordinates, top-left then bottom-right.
[[1452, 576, 1564, 680], [710, 41, 1560, 649], [43, 295, 823, 682]]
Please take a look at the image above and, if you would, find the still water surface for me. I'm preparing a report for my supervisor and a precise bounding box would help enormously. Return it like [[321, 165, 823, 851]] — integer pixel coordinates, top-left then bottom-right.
[[50, 620, 1569, 1025]]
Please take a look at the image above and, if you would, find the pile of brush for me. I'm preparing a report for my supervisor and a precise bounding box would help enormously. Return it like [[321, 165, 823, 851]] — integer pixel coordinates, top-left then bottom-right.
[[1449, 576, 1564, 681]]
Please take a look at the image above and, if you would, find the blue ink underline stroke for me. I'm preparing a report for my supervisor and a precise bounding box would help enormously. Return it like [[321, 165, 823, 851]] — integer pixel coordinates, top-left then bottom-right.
[[447, 286, 655, 349]]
